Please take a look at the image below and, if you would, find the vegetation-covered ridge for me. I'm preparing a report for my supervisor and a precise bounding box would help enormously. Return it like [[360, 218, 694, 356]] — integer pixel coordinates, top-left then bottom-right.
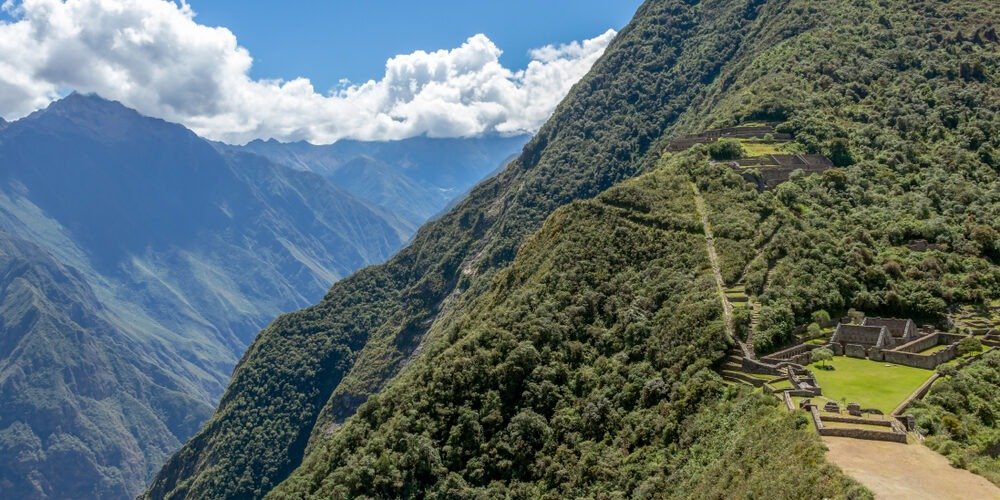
[[151, 0, 1000, 498], [672, 0, 1000, 353], [147, 0, 772, 497], [269, 157, 865, 498]]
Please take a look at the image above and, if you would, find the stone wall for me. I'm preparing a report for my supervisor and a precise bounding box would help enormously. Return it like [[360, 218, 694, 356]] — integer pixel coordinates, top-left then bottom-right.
[[808, 406, 908, 443], [762, 343, 818, 364], [845, 344, 867, 359], [832, 324, 888, 347], [883, 344, 957, 370], [782, 392, 795, 412], [821, 414, 893, 427], [936, 333, 967, 344], [894, 333, 940, 354], [741, 356, 784, 376], [892, 373, 941, 417], [818, 427, 908, 443], [863, 317, 916, 341]]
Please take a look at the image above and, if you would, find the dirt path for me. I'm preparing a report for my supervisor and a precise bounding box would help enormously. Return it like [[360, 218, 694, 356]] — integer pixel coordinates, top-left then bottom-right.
[[824, 437, 1000, 499], [690, 183, 735, 344]]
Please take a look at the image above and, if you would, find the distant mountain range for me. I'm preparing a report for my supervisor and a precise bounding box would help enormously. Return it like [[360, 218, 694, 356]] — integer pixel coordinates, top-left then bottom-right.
[[230, 134, 529, 227], [0, 93, 525, 498]]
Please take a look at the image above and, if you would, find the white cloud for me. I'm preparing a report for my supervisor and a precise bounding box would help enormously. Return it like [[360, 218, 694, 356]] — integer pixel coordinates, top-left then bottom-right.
[[0, 0, 615, 144]]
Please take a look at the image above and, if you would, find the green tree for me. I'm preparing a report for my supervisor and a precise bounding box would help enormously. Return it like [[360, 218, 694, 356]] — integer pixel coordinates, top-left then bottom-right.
[[811, 310, 831, 325], [811, 348, 834, 368]]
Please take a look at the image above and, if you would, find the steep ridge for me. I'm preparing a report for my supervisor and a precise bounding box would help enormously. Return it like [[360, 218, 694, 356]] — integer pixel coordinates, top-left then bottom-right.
[[152, 0, 1000, 498], [272, 160, 863, 498], [0, 95, 412, 498], [269, 0, 1000, 493], [147, 1, 771, 497]]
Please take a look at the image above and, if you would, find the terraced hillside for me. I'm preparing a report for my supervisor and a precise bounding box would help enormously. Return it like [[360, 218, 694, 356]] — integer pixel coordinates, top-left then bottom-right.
[[150, 0, 1000, 498]]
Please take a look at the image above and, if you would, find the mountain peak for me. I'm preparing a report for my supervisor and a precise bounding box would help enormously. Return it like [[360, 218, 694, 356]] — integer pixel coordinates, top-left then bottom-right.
[[12, 92, 194, 143], [41, 92, 141, 120]]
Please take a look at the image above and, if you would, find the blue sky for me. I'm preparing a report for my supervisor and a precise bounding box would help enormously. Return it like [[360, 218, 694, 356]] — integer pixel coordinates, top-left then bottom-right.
[[0, 0, 644, 143], [188, 0, 644, 91]]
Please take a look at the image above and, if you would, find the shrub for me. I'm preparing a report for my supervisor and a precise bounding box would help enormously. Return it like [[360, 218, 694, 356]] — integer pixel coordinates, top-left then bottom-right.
[[811, 310, 832, 325], [957, 337, 983, 356], [707, 139, 745, 160], [807, 322, 822, 338]]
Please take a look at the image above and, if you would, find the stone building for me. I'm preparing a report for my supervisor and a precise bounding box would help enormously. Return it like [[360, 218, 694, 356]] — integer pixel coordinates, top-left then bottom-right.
[[830, 323, 894, 358], [862, 317, 918, 344]]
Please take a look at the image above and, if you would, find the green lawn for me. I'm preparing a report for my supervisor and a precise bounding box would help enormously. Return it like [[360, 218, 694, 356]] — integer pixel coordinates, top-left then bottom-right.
[[920, 344, 951, 354], [768, 379, 794, 390], [821, 420, 893, 432], [809, 356, 934, 414], [738, 139, 785, 157]]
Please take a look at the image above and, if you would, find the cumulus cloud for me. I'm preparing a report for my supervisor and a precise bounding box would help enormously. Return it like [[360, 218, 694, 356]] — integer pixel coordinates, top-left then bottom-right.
[[0, 0, 615, 144]]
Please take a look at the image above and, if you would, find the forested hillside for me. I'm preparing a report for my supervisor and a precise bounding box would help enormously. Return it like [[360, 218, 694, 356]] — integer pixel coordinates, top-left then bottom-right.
[[910, 351, 1000, 485], [147, 1, 774, 496], [150, 0, 1000, 498], [0, 232, 211, 499]]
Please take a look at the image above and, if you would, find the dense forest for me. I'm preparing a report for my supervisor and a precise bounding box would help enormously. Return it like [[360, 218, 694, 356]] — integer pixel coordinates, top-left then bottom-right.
[[149, 0, 1000, 498], [910, 351, 1000, 485], [269, 157, 864, 498]]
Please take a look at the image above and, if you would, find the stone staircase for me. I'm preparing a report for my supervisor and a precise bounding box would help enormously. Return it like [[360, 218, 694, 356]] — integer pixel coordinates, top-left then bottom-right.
[[747, 298, 761, 357], [719, 346, 766, 387]]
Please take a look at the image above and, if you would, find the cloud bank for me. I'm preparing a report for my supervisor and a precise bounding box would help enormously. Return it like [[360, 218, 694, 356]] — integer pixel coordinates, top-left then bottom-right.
[[0, 0, 615, 144]]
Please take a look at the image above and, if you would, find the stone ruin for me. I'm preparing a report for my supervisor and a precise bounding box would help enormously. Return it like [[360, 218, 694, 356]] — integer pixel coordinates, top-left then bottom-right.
[[728, 154, 834, 189], [830, 317, 922, 361], [848, 403, 862, 417], [830, 316, 965, 369]]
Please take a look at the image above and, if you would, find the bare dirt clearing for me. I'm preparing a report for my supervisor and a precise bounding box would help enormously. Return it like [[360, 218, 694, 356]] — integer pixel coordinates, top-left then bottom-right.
[[823, 436, 1000, 499]]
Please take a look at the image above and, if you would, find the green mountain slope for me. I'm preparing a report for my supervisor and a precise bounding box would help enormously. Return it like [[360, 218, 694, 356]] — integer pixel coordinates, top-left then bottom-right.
[[0, 232, 213, 498], [147, 0, 766, 496], [150, 0, 1000, 498], [270, 162, 864, 498]]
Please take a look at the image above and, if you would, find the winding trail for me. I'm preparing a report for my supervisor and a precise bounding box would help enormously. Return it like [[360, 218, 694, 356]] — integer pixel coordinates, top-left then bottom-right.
[[691, 182, 736, 344]]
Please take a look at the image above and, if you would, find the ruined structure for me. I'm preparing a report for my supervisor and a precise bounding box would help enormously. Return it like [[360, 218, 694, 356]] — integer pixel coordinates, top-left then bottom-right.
[[729, 154, 835, 189], [830, 323, 894, 358], [828, 317, 967, 368], [863, 317, 918, 343]]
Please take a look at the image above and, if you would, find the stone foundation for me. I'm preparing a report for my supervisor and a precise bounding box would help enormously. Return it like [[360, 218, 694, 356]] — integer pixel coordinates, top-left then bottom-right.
[[809, 406, 907, 443]]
